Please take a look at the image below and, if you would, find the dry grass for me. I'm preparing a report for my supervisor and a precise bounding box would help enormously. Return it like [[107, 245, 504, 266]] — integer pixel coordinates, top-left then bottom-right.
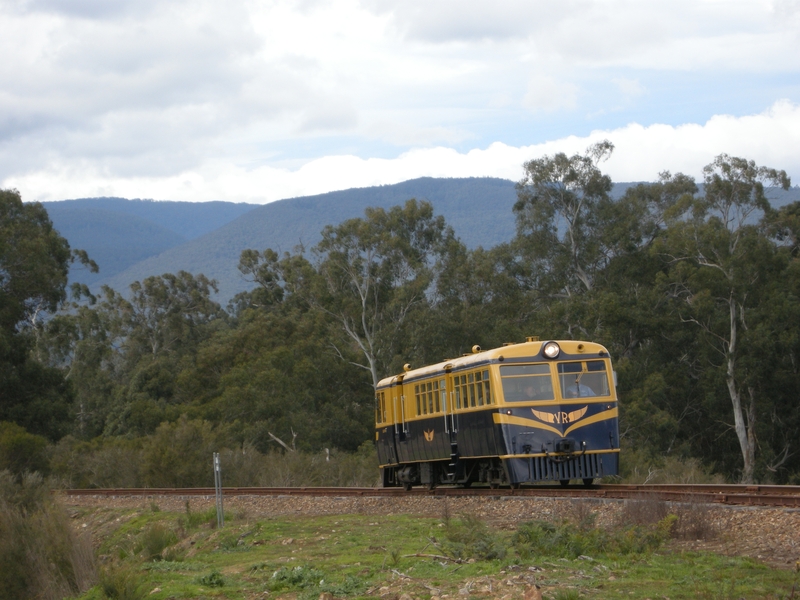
[[0, 470, 97, 600]]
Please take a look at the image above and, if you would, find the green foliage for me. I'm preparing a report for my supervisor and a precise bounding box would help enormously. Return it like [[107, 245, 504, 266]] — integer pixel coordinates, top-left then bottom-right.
[[268, 565, 326, 592], [441, 514, 507, 560], [98, 566, 146, 600], [197, 570, 225, 587], [139, 416, 219, 487], [512, 515, 675, 560], [0, 422, 49, 476], [140, 522, 178, 561]]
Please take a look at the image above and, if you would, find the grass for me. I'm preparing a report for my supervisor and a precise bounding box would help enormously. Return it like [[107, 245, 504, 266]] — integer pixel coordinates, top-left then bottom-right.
[[74, 505, 799, 600]]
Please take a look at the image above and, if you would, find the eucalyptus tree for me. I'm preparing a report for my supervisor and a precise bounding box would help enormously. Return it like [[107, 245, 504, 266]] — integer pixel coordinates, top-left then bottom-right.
[[310, 199, 453, 388], [0, 189, 96, 437], [656, 155, 791, 482], [513, 140, 615, 296]]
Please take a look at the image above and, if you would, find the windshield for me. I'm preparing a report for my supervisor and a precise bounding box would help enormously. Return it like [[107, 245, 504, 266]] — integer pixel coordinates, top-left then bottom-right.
[[500, 364, 555, 402], [557, 361, 610, 398]]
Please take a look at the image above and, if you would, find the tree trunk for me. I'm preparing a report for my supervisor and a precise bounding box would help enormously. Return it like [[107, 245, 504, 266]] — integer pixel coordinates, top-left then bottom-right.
[[726, 297, 756, 483]]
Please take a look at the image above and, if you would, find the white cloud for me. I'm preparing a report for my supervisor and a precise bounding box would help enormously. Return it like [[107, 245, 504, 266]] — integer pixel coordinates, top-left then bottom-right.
[[613, 77, 645, 99], [0, 0, 797, 202], [523, 74, 579, 112], [8, 101, 799, 203]]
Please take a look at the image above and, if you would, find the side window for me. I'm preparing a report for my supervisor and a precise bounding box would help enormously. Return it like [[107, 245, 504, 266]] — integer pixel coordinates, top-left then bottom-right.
[[375, 391, 386, 424], [483, 370, 492, 405]]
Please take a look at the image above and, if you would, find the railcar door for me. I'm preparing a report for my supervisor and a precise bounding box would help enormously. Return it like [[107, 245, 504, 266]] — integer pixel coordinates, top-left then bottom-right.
[[392, 379, 412, 463], [375, 389, 398, 465]]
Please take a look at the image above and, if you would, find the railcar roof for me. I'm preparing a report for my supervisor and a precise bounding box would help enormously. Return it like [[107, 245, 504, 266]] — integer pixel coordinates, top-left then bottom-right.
[[376, 340, 610, 388]]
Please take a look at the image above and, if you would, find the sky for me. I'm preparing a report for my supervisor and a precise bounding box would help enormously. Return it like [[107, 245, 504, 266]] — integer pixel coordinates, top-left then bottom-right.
[[1, 0, 799, 204]]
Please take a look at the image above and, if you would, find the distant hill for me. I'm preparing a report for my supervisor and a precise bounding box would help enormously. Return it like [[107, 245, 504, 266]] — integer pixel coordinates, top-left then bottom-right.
[[98, 177, 519, 302], [43, 198, 257, 285], [43, 197, 257, 240], [43, 179, 800, 303]]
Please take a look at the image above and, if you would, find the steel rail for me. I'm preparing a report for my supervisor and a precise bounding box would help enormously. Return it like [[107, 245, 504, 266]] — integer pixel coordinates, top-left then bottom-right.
[[61, 484, 800, 508]]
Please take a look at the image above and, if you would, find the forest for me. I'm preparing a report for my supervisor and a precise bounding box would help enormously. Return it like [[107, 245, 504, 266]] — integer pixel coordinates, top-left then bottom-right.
[[1, 142, 798, 487]]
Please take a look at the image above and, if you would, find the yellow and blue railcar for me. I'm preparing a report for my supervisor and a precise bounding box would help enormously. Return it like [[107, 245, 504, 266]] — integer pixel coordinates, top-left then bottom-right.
[[375, 339, 620, 489]]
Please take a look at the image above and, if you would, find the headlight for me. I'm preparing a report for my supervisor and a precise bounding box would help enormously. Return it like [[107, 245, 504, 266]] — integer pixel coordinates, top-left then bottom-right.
[[543, 341, 560, 359]]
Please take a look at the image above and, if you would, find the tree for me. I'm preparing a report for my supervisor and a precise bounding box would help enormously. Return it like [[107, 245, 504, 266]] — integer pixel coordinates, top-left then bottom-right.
[[513, 140, 614, 296], [0, 189, 96, 438], [309, 199, 453, 388], [657, 155, 790, 482]]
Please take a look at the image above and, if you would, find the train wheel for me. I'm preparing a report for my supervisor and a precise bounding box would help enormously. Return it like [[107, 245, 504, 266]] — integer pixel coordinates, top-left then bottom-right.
[[489, 481, 499, 489], [559, 479, 570, 487], [402, 482, 412, 492], [509, 482, 520, 490], [582, 478, 594, 487]]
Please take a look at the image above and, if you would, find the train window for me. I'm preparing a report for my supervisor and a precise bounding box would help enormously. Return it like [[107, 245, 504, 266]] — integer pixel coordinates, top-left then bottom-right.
[[375, 391, 387, 424], [557, 361, 611, 398], [439, 379, 446, 411], [483, 370, 492, 404], [476, 371, 484, 406], [427, 382, 434, 414], [500, 364, 555, 402], [467, 373, 476, 407]]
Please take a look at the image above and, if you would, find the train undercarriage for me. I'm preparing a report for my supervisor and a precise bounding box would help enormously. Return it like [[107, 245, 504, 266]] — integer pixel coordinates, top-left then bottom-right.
[[381, 452, 608, 490]]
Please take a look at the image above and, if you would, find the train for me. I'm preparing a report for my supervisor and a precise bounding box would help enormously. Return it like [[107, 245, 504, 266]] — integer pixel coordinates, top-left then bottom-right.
[[375, 338, 620, 489]]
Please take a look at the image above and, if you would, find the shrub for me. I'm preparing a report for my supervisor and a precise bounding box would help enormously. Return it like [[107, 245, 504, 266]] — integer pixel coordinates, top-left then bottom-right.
[[268, 565, 326, 593], [441, 514, 507, 561], [99, 566, 146, 600], [0, 422, 49, 476], [140, 522, 178, 561], [0, 470, 96, 600], [513, 515, 675, 560]]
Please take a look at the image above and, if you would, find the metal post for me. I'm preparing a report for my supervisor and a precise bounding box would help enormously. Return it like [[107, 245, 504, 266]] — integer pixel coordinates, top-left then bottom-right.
[[213, 452, 224, 528]]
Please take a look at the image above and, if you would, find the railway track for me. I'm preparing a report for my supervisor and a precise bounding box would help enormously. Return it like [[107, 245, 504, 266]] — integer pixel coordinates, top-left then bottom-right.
[[62, 483, 800, 508]]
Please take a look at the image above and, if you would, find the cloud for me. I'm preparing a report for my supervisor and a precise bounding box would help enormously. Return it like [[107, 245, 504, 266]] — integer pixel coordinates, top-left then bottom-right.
[[8, 101, 799, 204], [612, 77, 645, 99], [522, 74, 579, 112]]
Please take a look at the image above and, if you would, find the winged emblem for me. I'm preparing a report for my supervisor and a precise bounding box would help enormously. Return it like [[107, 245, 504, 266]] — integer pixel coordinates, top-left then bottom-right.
[[531, 406, 588, 425], [423, 429, 435, 442]]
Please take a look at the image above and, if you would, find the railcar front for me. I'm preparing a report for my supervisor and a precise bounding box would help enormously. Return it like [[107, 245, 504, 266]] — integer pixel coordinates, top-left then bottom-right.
[[492, 340, 620, 487], [375, 339, 620, 489]]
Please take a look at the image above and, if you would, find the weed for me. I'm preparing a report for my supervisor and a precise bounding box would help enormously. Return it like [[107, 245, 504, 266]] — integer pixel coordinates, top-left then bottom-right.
[[99, 566, 146, 600], [316, 574, 367, 598], [197, 570, 225, 587], [142, 561, 203, 572], [442, 514, 507, 560], [552, 589, 581, 600], [671, 497, 717, 541], [513, 515, 674, 560], [0, 470, 97, 600], [618, 494, 671, 527], [268, 565, 326, 592], [149, 501, 159, 513], [389, 548, 401, 567], [181, 502, 217, 530], [140, 522, 177, 561]]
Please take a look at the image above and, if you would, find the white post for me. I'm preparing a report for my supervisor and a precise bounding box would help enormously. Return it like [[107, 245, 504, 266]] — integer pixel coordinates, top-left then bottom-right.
[[213, 452, 224, 528]]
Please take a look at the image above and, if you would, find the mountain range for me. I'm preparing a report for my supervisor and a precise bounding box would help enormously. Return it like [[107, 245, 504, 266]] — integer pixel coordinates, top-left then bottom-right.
[[42, 177, 800, 303]]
